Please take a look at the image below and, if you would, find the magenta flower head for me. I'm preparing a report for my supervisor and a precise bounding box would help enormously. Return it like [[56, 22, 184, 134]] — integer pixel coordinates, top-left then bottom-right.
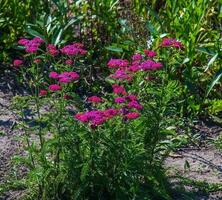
[[60, 43, 87, 56], [39, 89, 47, 96], [13, 59, 23, 67], [48, 84, 62, 91], [160, 37, 183, 49], [18, 38, 29, 46], [49, 71, 59, 79], [127, 62, 141, 72], [32, 37, 44, 44], [126, 112, 140, 119], [132, 53, 142, 61], [140, 60, 156, 71], [112, 84, 127, 95], [110, 69, 132, 81], [126, 95, 137, 101], [107, 59, 129, 69], [114, 97, 126, 104], [47, 44, 59, 56], [58, 77, 71, 83], [144, 50, 157, 57], [152, 62, 163, 70], [87, 96, 103, 103], [65, 59, 73, 65], [33, 58, 41, 64], [26, 46, 38, 53], [127, 101, 143, 110], [103, 108, 119, 119], [68, 72, 80, 80], [74, 113, 89, 123]]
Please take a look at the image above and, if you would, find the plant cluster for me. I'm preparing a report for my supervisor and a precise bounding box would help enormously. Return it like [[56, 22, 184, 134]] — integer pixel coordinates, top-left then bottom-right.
[[11, 35, 184, 199]]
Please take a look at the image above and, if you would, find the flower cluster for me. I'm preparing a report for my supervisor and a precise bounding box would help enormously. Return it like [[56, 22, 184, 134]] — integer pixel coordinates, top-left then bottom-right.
[[110, 69, 132, 81], [112, 84, 127, 95], [108, 59, 129, 68], [60, 43, 87, 56], [49, 71, 80, 83], [74, 109, 119, 126], [87, 96, 103, 103], [13, 59, 23, 67], [47, 44, 59, 56], [160, 37, 183, 49], [18, 37, 44, 53], [108, 50, 162, 82], [144, 50, 157, 57]]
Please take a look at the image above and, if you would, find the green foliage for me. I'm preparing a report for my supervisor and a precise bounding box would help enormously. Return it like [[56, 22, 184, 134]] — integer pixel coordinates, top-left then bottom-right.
[[0, 0, 47, 63]]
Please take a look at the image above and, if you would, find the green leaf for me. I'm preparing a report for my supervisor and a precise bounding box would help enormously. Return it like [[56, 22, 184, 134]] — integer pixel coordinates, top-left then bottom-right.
[[26, 28, 45, 40], [146, 21, 158, 36], [182, 57, 190, 64], [53, 28, 63, 46], [80, 163, 89, 181], [184, 160, 190, 170], [204, 53, 218, 72], [206, 68, 222, 97], [105, 46, 123, 53]]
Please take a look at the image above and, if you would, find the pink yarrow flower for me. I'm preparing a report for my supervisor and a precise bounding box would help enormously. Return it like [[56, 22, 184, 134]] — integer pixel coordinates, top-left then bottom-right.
[[112, 84, 127, 95], [132, 53, 142, 61], [33, 58, 41, 64], [127, 101, 143, 110], [110, 69, 132, 81], [65, 59, 73, 65], [126, 112, 140, 119], [160, 37, 183, 49], [60, 43, 86, 56], [87, 96, 103, 103], [140, 60, 162, 71], [144, 50, 157, 57], [47, 44, 59, 56], [18, 37, 44, 53], [49, 72, 59, 79], [107, 59, 129, 69], [114, 97, 126, 104], [13, 59, 23, 67], [49, 84, 62, 91], [39, 90, 47, 96]]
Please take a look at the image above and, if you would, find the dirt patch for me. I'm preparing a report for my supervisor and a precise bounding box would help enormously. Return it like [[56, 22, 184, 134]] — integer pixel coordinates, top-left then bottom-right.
[[0, 71, 26, 200], [166, 122, 222, 199]]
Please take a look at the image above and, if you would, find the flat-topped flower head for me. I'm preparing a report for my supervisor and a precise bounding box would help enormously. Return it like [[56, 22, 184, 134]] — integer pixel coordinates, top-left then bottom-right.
[[126, 112, 140, 119], [49, 71, 80, 84], [114, 97, 126, 104], [65, 59, 73, 65], [39, 90, 47, 96], [13, 59, 23, 67], [47, 44, 59, 56], [112, 84, 127, 95], [87, 96, 103, 103], [132, 53, 142, 61], [110, 69, 132, 81], [140, 60, 162, 71], [18, 37, 44, 53], [49, 71, 59, 79], [60, 43, 86, 56], [160, 37, 183, 49], [127, 100, 143, 110], [144, 50, 157, 57], [49, 84, 62, 91], [108, 59, 129, 69]]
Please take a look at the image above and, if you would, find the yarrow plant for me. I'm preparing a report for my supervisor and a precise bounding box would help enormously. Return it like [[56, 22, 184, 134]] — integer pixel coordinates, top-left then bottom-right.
[[12, 36, 182, 199]]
